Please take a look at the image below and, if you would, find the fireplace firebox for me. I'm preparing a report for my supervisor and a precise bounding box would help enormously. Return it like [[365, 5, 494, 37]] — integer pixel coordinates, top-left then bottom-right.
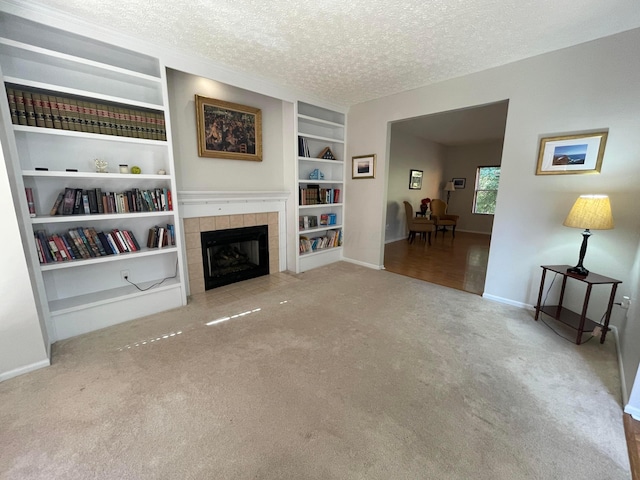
[[201, 225, 269, 290]]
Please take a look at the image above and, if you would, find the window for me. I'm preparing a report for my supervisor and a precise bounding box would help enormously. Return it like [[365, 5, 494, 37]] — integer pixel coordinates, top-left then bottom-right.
[[473, 166, 500, 214]]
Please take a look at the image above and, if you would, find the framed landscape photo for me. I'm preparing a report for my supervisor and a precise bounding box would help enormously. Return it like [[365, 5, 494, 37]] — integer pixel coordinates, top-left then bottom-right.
[[352, 154, 376, 179], [536, 131, 608, 175], [195, 95, 262, 161], [452, 178, 466, 189], [409, 169, 423, 189]]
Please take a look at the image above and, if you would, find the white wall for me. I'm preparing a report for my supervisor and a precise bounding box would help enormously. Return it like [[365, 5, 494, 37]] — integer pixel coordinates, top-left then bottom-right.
[[386, 130, 445, 242], [167, 69, 287, 192], [443, 141, 503, 234], [0, 142, 49, 381], [623, 244, 640, 411], [346, 28, 640, 377]]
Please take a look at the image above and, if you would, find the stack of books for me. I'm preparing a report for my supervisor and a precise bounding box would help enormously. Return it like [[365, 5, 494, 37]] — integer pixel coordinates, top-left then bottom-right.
[[147, 224, 175, 248]]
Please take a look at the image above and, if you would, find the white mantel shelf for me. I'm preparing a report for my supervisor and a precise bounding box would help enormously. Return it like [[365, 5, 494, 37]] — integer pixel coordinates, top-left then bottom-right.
[[178, 191, 290, 205], [177, 190, 290, 219]]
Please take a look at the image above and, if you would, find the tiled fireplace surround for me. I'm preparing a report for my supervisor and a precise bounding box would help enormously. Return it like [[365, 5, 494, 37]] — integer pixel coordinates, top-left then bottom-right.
[[179, 192, 288, 295]]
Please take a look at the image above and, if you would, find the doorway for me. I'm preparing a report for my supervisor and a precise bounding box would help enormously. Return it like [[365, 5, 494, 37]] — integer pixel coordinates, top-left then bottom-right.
[[383, 101, 508, 295]]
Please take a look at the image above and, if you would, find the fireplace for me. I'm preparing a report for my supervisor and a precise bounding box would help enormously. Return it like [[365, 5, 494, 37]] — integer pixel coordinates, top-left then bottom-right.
[[201, 225, 270, 290]]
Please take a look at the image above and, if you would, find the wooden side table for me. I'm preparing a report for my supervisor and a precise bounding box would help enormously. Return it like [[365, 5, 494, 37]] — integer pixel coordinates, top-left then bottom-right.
[[534, 265, 622, 345]]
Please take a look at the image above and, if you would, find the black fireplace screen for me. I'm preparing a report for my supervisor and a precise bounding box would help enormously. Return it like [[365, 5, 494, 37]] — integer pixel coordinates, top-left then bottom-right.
[[201, 225, 269, 290]]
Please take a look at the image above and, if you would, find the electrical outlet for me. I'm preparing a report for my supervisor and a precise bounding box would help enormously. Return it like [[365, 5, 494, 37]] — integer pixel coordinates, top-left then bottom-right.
[[592, 326, 602, 337], [120, 270, 130, 282], [621, 296, 631, 310]]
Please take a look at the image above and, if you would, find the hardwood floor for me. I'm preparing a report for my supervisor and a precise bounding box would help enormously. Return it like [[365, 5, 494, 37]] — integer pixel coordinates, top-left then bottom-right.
[[383, 231, 491, 295], [624, 414, 640, 479]]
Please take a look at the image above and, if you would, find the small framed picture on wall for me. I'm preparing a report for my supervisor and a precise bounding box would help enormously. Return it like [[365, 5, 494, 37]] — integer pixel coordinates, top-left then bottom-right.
[[452, 178, 466, 189], [409, 170, 423, 189]]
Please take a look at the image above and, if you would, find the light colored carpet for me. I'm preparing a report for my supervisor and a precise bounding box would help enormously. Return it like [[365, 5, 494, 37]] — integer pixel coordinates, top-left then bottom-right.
[[0, 262, 630, 479]]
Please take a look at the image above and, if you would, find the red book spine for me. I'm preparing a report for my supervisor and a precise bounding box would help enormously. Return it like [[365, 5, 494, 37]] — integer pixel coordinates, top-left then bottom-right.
[[122, 230, 137, 251]]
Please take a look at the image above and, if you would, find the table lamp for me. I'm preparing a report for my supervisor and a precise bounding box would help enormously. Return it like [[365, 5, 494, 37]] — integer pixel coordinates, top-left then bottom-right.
[[444, 181, 455, 204], [563, 194, 614, 276]]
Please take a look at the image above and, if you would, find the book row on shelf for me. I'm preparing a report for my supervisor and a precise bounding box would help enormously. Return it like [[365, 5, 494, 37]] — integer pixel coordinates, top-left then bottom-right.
[[299, 229, 342, 254], [298, 136, 311, 157], [41, 186, 173, 216], [34, 224, 175, 265], [5, 84, 167, 141], [299, 186, 340, 205], [299, 213, 337, 231]]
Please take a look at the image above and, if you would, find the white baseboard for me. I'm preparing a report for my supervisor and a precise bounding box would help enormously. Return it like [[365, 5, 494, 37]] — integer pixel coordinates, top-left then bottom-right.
[[610, 326, 628, 405], [0, 358, 50, 383], [384, 235, 406, 244], [482, 293, 532, 309], [457, 229, 491, 235], [342, 257, 384, 270]]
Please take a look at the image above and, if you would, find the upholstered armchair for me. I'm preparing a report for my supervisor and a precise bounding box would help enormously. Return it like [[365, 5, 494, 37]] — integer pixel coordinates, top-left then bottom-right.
[[403, 201, 435, 244], [430, 199, 459, 238]]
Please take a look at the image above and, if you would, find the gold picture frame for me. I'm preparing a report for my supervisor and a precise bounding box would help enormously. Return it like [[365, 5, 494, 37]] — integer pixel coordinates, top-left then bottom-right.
[[352, 154, 376, 179], [195, 95, 262, 161], [536, 131, 608, 175]]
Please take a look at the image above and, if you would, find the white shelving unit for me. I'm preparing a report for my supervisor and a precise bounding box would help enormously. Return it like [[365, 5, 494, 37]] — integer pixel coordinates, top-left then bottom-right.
[[295, 102, 346, 272], [0, 12, 186, 341]]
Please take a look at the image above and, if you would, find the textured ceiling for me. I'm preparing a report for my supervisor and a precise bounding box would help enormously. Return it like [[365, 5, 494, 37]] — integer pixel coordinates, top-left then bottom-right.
[[25, 0, 640, 106]]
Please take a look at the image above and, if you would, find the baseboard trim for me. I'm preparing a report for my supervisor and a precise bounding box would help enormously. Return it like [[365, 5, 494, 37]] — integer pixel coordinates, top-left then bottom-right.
[[610, 325, 629, 405], [384, 235, 406, 244], [342, 258, 384, 270], [0, 358, 50, 383], [482, 293, 532, 309]]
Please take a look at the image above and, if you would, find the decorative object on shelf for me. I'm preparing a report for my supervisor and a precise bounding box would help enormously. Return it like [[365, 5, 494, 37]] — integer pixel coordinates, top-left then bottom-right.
[[409, 169, 423, 189], [94, 159, 108, 173], [536, 131, 608, 175], [420, 197, 431, 215], [157, 169, 166, 175], [452, 178, 466, 189], [309, 168, 324, 180], [195, 94, 262, 161], [130, 166, 142, 174], [444, 181, 456, 203], [318, 147, 336, 160], [563, 194, 614, 276], [352, 154, 376, 179], [119, 164, 129, 174]]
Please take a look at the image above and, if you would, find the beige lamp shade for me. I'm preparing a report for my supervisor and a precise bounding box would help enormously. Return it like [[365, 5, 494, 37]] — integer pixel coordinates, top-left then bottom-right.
[[444, 181, 456, 192], [563, 195, 614, 230]]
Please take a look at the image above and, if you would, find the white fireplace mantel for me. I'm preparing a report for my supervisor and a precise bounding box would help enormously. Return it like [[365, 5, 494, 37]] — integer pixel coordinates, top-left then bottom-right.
[[177, 191, 290, 278]]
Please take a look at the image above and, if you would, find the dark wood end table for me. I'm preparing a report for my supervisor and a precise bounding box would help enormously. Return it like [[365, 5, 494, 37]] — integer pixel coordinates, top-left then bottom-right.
[[534, 265, 622, 345]]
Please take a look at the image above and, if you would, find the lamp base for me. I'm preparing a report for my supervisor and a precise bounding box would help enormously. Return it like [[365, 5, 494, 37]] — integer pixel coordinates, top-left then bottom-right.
[[567, 265, 589, 276]]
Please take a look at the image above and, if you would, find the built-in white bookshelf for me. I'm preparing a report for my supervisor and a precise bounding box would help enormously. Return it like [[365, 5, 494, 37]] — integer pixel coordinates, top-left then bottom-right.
[[0, 12, 186, 341], [295, 102, 346, 272]]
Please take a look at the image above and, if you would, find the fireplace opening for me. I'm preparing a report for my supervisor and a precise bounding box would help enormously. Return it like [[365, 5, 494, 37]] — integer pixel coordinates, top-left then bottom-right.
[[201, 225, 269, 290]]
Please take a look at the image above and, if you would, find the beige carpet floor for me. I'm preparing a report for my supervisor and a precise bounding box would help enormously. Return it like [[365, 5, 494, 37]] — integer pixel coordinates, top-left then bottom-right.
[[0, 262, 630, 479]]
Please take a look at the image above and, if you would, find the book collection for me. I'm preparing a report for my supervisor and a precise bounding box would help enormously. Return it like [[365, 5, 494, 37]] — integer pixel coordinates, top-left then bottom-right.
[[299, 185, 340, 205], [33, 227, 146, 264], [299, 229, 342, 254], [298, 136, 311, 157], [5, 84, 167, 141], [299, 213, 337, 231], [147, 224, 176, 249], [48, 187, 173, 216]]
